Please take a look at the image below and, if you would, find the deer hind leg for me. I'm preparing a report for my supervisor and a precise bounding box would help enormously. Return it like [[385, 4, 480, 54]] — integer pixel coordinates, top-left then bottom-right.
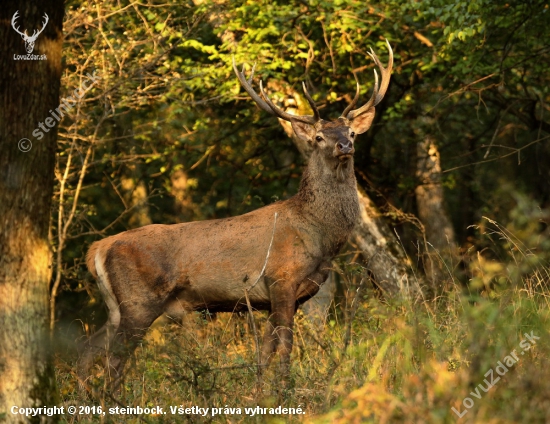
[[79, 306, 160, 394], [77, 254, 122, 392], [78, 253, 161, 393], [98, 293, 162, 391], [103, 310, 159, 392]]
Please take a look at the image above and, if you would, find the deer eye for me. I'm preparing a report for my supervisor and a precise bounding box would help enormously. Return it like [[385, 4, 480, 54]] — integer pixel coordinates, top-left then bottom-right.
[[350, 132, 355, 138], [315, 136, 323, 142]]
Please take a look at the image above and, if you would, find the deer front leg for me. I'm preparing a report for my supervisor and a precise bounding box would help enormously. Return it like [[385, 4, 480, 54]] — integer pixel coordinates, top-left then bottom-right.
[[261, 283, 297, 383]]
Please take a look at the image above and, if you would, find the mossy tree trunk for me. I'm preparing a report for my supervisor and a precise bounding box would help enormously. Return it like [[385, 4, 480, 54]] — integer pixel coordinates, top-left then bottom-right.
[[0, 1, 64, 421]]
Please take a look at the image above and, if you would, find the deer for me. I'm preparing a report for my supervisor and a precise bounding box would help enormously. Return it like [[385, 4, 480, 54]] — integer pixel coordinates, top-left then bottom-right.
[[11, 11, 49, 54], [78, 41, 393, 390]]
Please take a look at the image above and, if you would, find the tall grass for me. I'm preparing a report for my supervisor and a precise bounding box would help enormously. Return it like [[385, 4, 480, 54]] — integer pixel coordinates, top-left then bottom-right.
[[56, 201, 550, 423]]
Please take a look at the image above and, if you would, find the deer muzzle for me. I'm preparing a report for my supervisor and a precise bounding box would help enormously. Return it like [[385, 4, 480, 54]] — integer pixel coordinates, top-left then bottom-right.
[[336, 141, 354, 156]]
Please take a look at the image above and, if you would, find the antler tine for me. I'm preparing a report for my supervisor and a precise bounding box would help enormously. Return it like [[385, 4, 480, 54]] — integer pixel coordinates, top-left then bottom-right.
[[347, 70, 379, 120], [341, 74, 361, 118], [369, 39, 393, 106], [301, 82, 320, 121], [232, 56, 273, 115], [29, 13, 49, 40], [11, 10, 26, 36], [259, 81, 318, 125], [346, 40, 393, 120], [232, 55, 319, 125], [247, 63, 256, 84]]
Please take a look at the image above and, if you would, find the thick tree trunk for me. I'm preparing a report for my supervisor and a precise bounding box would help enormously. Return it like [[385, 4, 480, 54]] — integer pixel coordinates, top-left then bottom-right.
[[301, 273, 336, 324], [0, 2, 64, 421], [415, 137, 457, 288], [353, 188, 420, 295]]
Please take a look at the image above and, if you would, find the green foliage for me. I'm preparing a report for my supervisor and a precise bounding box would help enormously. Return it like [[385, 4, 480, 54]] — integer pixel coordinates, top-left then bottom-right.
[[50, 1, 550, 421], [53, 0, 550, 288]]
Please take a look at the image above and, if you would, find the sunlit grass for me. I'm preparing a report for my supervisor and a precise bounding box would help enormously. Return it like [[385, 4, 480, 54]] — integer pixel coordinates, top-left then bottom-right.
[[55, 206, 550, 423]]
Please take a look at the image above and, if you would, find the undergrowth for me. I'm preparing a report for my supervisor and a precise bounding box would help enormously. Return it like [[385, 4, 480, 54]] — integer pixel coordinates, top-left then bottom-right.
[[55, 202, 550, 423]]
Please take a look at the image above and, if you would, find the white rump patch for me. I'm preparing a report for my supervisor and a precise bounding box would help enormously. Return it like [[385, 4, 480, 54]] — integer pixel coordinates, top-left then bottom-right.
[[95, 252, 121, 331]]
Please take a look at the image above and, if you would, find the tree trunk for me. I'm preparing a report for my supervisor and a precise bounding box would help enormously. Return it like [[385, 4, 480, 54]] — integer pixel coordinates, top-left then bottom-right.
[[0, 2, 64, 421], [415, 137, 457, 288], [171, 169, 198, 222], [353, 188, 420, 295], [121, 176, 153, 227], [301, 273, 336, 325]]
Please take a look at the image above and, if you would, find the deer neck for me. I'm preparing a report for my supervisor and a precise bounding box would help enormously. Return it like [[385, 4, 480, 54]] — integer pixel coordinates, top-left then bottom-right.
[[293, 151, 360, 247]]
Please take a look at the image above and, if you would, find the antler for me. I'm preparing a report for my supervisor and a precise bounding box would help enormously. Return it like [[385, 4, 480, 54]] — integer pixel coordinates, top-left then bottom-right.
[[343, 39, 393, 120], [29, 13, 49, 41], [232, 56, 320, 125], [11, 11, 26, 37], [11, 11, 49, 40]]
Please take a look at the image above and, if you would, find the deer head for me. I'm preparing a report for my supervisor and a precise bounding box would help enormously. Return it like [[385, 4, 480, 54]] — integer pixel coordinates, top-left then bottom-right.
[[11, 11, 49, 54], [233, 40, 393, 179]]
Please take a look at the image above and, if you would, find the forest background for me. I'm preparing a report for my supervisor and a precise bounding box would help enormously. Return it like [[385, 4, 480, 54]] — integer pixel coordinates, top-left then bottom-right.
[[1, 0, 550, 422]]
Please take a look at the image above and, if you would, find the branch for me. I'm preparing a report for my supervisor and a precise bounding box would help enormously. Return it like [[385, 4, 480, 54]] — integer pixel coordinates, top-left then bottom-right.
[[443, 134, 550, 173], [244, 212, 278, 384]]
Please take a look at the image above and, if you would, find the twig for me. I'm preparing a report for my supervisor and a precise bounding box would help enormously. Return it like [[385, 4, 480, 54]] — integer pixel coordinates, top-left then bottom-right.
[[244, 212, 278, 385], [321, 22, 336, 75], [243, 291, 261, 377], [484, 102, 517, 158], [444, 134, 550, 173], [248, 212, 278, 292], [50, 119, 104, 331], [66, 192, 160, 239], [432, 73, 498, 111], [189, 145, 216, 171]]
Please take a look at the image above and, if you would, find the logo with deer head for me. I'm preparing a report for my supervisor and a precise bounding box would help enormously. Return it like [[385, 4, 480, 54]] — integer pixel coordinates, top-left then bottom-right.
[[11, 11, 49, 54]]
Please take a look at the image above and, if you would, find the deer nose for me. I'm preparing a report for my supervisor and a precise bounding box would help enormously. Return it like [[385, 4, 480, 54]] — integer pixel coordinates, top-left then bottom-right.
[[337, 141, 353, 154]]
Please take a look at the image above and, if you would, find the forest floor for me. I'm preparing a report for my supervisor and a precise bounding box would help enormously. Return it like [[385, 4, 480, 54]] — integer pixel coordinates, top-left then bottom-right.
[[55, 220, 550, 423]]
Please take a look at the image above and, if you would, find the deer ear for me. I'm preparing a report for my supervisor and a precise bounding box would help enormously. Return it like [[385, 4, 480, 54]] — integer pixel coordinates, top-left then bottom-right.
[[349, 109, 376, 135], [291, 120, 317, 143]]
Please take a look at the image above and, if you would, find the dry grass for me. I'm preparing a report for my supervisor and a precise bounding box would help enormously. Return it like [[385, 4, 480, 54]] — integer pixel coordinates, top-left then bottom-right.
[[55, 204, 550, 423]]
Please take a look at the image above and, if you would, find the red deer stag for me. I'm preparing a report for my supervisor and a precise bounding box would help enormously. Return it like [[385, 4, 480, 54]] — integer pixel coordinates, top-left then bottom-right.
[[78, 41, 393, 388]]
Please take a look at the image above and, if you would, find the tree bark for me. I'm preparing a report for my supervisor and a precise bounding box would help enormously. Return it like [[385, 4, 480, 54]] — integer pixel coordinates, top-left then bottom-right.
[[301, 273, 336, 325], [415, 137, 457, 288], [121, 176, 153, 227], [0, 2, 64, 421], [353, 188, 420, 295]]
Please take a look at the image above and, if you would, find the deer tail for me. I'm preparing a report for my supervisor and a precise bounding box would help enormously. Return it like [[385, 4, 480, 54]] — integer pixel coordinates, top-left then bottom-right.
[[86, 241, 101, 279]]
